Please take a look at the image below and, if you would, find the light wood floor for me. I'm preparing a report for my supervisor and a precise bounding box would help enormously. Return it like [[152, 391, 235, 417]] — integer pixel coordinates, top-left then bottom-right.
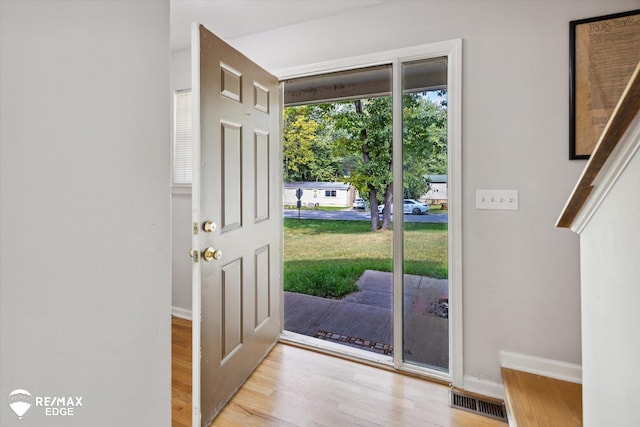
[[172, 316, 192, 427], [502, 367, 582, 427], [172, 316, 506, 426]]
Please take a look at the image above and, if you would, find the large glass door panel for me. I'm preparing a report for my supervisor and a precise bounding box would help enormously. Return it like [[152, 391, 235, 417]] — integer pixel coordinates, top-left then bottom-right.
[[282, 65, 396, 361], [401, 57, 449, 372]]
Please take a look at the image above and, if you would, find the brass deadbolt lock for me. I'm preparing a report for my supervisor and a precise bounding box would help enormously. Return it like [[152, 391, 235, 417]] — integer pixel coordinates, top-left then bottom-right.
[[202, 247, 222, 262], [203, 221, 216, 233]]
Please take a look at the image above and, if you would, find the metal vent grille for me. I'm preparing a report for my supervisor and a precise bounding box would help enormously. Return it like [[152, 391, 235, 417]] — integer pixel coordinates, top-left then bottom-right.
[[449, 389, 508, 422]]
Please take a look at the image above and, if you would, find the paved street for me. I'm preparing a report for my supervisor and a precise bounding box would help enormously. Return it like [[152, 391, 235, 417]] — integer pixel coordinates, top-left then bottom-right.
[[283, 208, 448, 223]]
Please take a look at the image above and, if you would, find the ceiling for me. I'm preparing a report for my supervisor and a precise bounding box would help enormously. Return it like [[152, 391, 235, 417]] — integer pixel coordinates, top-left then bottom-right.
[[170, 0, 446, 102], [170, 0, 388, 52]]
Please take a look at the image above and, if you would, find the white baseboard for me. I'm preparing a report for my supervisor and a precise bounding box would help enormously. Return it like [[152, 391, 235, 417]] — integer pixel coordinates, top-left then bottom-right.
[[499, 350, 582, 384], [463, 375, 505, 400], [171, 306, 192, 320]]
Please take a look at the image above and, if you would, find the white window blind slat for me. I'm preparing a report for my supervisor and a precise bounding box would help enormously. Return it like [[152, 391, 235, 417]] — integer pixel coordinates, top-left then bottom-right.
[[173, 89, 192, 185]]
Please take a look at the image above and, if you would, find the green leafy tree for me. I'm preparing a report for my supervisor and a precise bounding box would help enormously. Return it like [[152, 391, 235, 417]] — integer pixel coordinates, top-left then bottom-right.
[[283, 104, 342, 182], [335, 97, 393, 230], [334, 93, 447, 230], [283, 106, 317, 182], [402, 92, 448, 198], [283, 91, 447, 232]]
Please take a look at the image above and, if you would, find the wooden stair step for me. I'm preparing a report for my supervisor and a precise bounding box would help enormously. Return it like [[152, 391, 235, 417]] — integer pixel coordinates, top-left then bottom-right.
[[501, 367, 582, 426]]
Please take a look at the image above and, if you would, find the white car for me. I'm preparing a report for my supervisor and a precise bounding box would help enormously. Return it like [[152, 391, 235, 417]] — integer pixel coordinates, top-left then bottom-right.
[[378, 199, 429, 215], [353, 198, 366, 209]]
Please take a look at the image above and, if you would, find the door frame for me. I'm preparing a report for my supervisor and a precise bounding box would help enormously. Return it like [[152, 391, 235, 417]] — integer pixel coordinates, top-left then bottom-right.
[[274, 39, 463, 386]]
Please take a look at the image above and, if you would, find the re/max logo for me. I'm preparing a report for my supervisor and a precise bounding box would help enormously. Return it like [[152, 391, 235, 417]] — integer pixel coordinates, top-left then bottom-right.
[[35, 396, 83, 407]]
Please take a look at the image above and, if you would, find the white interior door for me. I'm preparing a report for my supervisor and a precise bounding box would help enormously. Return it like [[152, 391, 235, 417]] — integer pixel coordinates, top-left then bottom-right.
[[191, 23, 282, 427]]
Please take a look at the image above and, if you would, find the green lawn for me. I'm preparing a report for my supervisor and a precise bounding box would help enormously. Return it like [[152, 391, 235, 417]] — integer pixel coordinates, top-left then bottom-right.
[[284, 219, 448, 298], [427, 204, 448, 214]]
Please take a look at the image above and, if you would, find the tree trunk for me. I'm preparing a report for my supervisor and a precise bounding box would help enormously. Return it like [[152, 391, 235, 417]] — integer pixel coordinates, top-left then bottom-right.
[[368, 189, 379, 231], [355, 99, 380, 231], [381, 184, 393, 230]]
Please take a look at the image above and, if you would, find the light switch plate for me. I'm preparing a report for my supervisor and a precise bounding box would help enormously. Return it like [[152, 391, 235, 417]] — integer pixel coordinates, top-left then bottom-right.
[[476, 189, 518, 210]]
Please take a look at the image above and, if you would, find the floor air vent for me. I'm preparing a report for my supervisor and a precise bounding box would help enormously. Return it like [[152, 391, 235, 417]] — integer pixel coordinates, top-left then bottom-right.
[[449, 389, 508, 422]]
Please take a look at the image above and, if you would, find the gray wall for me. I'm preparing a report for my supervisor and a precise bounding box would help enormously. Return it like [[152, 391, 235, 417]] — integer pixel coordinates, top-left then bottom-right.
[[0, 1, 171, 426], [170, 0, 640, 391]]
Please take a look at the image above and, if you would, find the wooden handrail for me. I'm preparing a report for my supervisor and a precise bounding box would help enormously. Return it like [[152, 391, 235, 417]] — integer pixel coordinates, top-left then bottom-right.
[[557, 62, 640, 228]]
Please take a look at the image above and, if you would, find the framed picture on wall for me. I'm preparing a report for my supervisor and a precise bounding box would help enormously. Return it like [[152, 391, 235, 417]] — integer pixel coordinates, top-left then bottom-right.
[[569, 9, 640, 160]]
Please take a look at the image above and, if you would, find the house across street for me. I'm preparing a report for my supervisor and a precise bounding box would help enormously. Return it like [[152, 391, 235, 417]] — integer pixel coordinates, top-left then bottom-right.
[[283, 182, 354, 208]]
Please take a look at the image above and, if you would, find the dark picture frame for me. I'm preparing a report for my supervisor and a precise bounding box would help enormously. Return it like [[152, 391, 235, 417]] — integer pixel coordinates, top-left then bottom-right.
[[569, 9, 640, 159]]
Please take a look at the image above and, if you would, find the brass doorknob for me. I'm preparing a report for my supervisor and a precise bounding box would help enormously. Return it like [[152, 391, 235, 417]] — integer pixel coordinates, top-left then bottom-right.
[[202, 247, 222, 261]]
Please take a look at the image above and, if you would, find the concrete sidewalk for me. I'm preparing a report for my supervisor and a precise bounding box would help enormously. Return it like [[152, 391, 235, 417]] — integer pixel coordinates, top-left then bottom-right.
[[284, 270, 449, 369]]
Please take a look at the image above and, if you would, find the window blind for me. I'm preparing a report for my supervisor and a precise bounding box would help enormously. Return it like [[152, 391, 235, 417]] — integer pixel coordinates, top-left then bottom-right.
[[173, 89, 192, 185]]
